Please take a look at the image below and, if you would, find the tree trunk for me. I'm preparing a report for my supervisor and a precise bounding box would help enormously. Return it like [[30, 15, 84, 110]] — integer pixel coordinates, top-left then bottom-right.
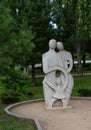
[[23, 66, 29, 77], [74, 37, 85, 76], [31, 63, 36, 86], [72, 53, 75, 68], [82, 52, 86, 67], [77, 50, 83, 76]]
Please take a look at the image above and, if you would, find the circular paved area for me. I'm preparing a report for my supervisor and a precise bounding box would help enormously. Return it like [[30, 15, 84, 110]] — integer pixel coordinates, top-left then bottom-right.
[[7, 98, 91, 130]]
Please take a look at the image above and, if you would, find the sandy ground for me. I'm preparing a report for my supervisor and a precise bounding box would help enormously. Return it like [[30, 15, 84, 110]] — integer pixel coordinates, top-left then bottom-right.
[[10, 99, 91, 130]]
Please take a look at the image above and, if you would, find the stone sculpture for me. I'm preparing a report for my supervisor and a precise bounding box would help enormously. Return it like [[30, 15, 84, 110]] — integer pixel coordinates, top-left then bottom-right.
[[42, 39, 74, 109]]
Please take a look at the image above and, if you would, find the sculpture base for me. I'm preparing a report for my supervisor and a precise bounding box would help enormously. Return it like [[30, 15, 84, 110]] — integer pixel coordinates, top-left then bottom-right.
[[45, 105, 72, 110]]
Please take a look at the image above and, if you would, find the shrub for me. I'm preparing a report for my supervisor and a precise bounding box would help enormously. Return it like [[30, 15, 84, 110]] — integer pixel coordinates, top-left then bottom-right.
[[1, 89, 20, 104], [1, 70, 26, 90], [1, 70, 33, 104]]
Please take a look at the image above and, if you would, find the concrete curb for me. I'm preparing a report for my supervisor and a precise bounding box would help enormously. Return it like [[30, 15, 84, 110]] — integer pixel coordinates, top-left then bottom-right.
[[5, 99, 44, 130], [5, 97, 91, 130]]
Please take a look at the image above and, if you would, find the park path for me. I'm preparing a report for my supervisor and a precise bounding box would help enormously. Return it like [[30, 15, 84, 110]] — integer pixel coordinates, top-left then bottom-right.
[[10, 99, 91, 130]]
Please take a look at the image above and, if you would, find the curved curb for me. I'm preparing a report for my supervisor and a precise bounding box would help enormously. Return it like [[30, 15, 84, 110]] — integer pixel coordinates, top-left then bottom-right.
[[5, 97, 91, 130], [71, 97, 91, 100], [5, 99, 44, 130]]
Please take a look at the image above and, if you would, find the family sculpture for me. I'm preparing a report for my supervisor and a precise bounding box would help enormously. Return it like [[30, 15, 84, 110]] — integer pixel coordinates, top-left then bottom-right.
[[42, 39, 74, 109]]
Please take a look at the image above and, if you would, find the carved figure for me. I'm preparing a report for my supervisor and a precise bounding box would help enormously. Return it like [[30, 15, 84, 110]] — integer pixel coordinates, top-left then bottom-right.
[[57, 42, 74, 107], [42, 40, 74, 109]]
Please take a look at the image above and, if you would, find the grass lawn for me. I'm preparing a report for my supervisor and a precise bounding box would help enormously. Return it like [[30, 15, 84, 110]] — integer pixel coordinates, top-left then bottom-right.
[[0, 104, 37, 130], [29, 75, 91, 98], [72, 75, 91, 96]]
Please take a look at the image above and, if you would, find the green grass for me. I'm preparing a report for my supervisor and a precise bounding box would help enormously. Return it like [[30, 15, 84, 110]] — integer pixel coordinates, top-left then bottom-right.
[[72, 75, 91, 96], [29, 85, 44, 99], [0, 75, 91, 101], [0, 104, 37, 130], [24, 76, 91, 99], [29, 75, 91, 98], [72, 65, 91, 73], [1, 75, 90, 99], [28, 75, 91, 98]]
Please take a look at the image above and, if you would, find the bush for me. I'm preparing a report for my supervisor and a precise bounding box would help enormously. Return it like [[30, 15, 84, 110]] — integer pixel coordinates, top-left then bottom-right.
[[1, 89, 20, 104], [1, 70, 25, 90], [1, 70, 34, 104]]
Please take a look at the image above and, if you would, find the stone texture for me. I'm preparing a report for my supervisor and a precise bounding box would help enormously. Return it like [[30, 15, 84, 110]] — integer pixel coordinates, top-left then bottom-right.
[[42, 39, 74, 109]]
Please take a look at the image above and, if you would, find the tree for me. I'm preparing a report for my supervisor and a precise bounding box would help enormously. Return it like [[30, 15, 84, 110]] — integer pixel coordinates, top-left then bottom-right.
[[1, 0, 52, 86], [70, 0, 91, 75], [24, 0, 51, 85], [50, 0, 91, 76], [0, 1, 35, 79], [12, 0, 52, 85], [0, 2, 14, 75]]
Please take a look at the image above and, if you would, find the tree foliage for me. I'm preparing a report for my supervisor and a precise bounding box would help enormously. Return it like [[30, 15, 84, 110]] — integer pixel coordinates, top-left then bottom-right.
[[51, 0, 91, 75], [0, 0, 91, 80], [0, 0, 52, 85], [0, 1, 35, 69]]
